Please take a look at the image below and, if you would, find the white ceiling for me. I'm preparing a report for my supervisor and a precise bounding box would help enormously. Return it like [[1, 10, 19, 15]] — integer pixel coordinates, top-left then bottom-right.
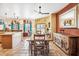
[[0, 3, 68, 19]]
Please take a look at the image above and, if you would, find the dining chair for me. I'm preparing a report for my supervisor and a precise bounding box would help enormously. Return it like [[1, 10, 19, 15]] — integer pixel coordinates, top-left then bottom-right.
[[34, 34, 45, 56], [30, 34, 49, 56]]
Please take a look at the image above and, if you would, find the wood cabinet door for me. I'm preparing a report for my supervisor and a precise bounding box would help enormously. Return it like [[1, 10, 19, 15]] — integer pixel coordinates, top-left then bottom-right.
[[69, 37, 77, 56], [2, 35, 12, 49], [77, 38, 79, 55], [0, 36, 2, 43]]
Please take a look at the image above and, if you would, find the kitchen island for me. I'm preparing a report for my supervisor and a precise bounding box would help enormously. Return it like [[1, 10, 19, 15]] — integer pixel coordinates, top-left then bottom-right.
[[0, 32, 23, 49]]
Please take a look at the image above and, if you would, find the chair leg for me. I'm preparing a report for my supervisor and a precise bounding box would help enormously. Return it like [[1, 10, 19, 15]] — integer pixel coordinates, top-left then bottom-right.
[[34, 50, 37, 56]]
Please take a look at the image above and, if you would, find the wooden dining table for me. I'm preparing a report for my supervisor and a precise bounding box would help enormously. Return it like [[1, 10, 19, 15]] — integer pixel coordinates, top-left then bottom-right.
[[27, 34, 53, 56]]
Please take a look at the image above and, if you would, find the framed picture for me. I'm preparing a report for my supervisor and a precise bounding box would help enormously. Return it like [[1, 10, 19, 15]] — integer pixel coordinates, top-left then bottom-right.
[[77, 4, 79, 28], [59, 6, 77, 28]]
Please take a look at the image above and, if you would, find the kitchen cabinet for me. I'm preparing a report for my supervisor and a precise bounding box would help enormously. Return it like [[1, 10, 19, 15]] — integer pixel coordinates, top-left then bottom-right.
[[53, 33, 79, 56]]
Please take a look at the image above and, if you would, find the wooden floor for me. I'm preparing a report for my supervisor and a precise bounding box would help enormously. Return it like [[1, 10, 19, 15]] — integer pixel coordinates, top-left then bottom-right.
[[0, 37, 67, 56]]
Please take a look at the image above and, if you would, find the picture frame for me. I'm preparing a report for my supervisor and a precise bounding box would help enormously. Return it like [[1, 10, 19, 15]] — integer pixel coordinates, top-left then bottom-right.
[[59, 6, 77, 28]]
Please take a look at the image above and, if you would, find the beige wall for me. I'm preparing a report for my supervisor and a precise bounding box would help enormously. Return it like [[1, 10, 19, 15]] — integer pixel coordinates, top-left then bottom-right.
[[35, 14, 56, 33], [50, 14, 56, 32], [35, 16, 50, 31], [34, 14, 56, 40]]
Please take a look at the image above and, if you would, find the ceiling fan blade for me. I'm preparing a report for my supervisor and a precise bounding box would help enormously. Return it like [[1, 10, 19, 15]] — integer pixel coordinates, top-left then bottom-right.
[[41, 12, 49, 14], [34, 10, 38, 13], [34, 10, 42, 14]]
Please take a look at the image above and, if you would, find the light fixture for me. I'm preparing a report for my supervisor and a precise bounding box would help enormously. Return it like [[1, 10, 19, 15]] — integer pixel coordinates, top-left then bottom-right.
[[4, 12, 7, 15]]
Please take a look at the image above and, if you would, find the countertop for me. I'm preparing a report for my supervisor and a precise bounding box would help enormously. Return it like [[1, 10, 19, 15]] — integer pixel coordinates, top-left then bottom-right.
[[56, 32, 79, 37], [0, 32, 22, 35]]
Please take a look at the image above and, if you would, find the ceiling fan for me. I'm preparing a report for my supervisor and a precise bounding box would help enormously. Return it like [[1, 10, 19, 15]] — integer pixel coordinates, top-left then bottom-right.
[[34, 6, 49, 15]]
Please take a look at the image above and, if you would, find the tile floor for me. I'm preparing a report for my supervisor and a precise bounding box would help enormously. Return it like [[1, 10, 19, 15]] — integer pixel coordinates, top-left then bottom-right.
[[0, 37, 67, 56]]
